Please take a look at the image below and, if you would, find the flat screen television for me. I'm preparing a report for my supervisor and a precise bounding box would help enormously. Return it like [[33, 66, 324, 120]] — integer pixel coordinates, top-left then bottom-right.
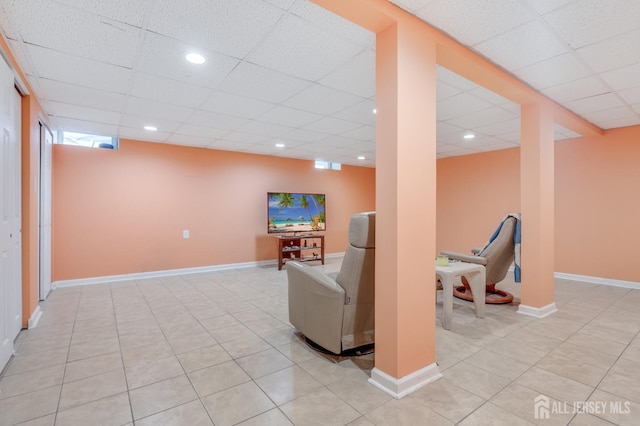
[[268, 192, 326, 234]]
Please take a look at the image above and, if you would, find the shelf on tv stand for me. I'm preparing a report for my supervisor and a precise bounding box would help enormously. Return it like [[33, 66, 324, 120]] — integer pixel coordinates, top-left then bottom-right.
[[275, 234, 324, 270]]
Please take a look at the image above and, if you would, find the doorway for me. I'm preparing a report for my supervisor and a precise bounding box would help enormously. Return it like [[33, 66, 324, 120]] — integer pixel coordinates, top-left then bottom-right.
[[39, 123, 52, 300], [0, 56, 22, 371]]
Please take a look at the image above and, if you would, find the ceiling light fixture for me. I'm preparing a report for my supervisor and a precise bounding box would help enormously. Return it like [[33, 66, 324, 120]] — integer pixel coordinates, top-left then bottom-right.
[[372, 108, 377, 114], [464, 133, 475, 140], [185, 53, 206, 64], [358, 156, 366, 160], [144, 125, 157, 131], [275, 143, 285, 148]]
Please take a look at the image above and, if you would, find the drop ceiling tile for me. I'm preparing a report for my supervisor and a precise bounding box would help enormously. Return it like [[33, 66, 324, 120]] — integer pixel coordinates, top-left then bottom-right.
[[27, 45, 132, 93], [446, 106, 518, 129], [514, 53, 591, 89], [565, 93, 625, 115], [148, 0, 283, 59], [238, 121, 294, 138], [124, 97, 195, 122], [11, 0, 140, 67], [496, 131, 521, 143], [619, 87, 640, 105], [264, 0, 296, 11], [186, 110, 249, 131], [284, 84, 363, 116], [137, 32, 239, 89], [37, 78, 126, 112], [575, 29, 640, 74], [282, 129, 327, 143], [582, 106, 637, 123], [257, 106, 322, 128], [119, 115, 182, 133], [436, 121, 465, 135], [118, 126, 169, 143], [218, 61, 310, 103], [319, 50, 375, 98], [465, 86, 513, 106], [129, 72, 212, 108], [436, 66, 478, 91], [599, 115, 640, 129], [416, 0, 535, 45], [222, 131, 271, 144], [541, 76, 609, 103], [288, 0, 375, 49], [50, 101, 121, 125], [341, 125, 375, 141], [436, 81, 462, 101], [332, 100, 377, 125], [389, 0, 437, 14], [474, 118, 521, 137], [600, 62, 640, 91], [303, 117, 362, 135], [437, 93, 493, 121], [200, 92, 275, 119], [55, 118, 119, 136], [173, 124, 229, 139], [53, 0, 148, 27], [543, 0, 640, 49], [474, 20, 568, 70], [631, 103, 640, 115], [523, 0, 577, 14], [247, 14, 365, 81], [165, 134, 212, 147]]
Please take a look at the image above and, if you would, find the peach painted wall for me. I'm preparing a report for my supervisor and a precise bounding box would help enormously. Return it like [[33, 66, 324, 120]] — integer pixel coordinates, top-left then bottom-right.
[[436, 125, 640, 283], [555, 126, 640, 282], [52, 139, 375, 281], [436, 147, 520, 254]]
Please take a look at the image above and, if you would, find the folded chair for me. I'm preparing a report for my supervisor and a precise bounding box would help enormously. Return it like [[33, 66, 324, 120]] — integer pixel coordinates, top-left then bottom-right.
[[287, 212, 375, 355], [441, 215, 519, 304]]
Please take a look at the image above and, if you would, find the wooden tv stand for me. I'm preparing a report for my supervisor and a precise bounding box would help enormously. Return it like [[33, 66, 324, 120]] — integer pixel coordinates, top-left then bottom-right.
[[275, 234, 324, 270]]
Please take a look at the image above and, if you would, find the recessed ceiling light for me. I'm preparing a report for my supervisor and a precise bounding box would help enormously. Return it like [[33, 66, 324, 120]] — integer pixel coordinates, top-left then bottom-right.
[[275, 143, 285, 148], [372, 108, 377, 114], [185, 53, 206, 64], [358, 156, 366, 160], [463, 133, 475, 140], [144, 125, 157, 131]]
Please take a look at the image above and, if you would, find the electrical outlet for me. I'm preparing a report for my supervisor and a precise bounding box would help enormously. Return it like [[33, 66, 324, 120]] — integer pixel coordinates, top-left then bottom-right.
[[183, 230, 189, 239]]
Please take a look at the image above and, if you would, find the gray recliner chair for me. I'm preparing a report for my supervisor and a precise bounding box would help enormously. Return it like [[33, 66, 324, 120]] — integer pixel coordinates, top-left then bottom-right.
[[287, 211, 375, 355], [441, 215, 517, 304]]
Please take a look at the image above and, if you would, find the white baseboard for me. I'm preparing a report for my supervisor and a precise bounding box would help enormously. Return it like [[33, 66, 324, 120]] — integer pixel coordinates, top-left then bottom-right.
[[52, 253, 346, 288], [368, 363, 442, 399], [554, 272, 640, 290], [28, 305, 43, 329], [517, 302, 558, 318]]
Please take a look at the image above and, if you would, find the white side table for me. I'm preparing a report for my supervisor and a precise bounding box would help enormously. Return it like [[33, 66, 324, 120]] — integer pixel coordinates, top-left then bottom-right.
[[436, 261, 486, 330]]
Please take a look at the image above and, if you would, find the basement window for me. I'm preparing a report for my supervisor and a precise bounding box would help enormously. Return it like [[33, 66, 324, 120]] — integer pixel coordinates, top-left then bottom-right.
[[315, 160, 341, 170], [60, 131, 119, 149]]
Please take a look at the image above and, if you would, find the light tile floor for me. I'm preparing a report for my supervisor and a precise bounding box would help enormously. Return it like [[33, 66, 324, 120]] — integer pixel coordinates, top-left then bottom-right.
[[1, 258, 639, 425]]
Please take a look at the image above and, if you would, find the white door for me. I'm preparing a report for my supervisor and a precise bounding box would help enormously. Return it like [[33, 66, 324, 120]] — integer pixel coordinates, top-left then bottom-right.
[[39, 124, 52, 300], [0, 57, 22, 371]]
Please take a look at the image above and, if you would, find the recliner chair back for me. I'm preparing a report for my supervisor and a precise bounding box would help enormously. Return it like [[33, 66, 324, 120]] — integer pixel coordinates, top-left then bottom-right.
[[335, 212, 375, 350], [478, 216, 516, 285]]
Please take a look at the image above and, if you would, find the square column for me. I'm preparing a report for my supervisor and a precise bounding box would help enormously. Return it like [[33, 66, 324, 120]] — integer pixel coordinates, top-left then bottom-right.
[[518, 103, 557, 318], [369, 20, 441, 398]]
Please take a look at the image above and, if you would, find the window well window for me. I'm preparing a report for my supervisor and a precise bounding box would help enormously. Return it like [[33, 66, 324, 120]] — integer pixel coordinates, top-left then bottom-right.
[[60, 131, 119, 149], [315, 160, 341, 170]]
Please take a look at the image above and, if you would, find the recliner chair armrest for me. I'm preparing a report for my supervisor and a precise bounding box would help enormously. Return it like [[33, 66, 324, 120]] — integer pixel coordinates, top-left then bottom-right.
[[286, 261, 345, 300], [440, 251, 488, 266]]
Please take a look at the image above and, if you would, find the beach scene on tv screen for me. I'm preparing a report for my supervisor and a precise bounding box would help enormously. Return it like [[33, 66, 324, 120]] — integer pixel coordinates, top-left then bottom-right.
[[268, 192, 326, 233]]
